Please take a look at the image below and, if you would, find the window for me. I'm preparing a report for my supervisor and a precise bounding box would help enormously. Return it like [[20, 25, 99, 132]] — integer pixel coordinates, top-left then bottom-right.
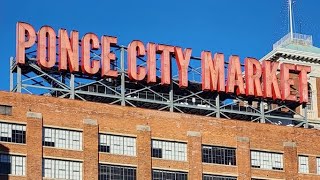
[[0, 105, 12, 116], [99, 164, 136, 180], [0, 122, 26, 144], [43, 127, 82, 150], [202, 145, 236, 165], [152, 140, 187, 161], [0, 154, 26, 176], [298, 156, 309, 173], [203, 174, 237, 180], [317, 158, 320, 174], [152, 169, 187, 180], [251, 151, 283, 170], [99, 134, 136, 156], [43, 158, 82, 180]]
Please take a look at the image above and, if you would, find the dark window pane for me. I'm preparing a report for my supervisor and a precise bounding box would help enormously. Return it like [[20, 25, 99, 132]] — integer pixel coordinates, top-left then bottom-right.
[[202, 145, 236, 166], [152, 169, 187, 180], [99, 164, 136, 180], [152, 148, 162, 158]]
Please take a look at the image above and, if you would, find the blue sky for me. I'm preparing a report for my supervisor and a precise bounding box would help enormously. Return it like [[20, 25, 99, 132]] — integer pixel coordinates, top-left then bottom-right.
[[1, 0, 320, 91]]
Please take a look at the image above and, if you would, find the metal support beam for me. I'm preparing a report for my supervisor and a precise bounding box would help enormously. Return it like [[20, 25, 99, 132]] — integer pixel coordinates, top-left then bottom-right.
[[70, 74, 75, 99], [215, 94, 220, 118], [120, 47, 125, 106], [9, 57, 13, 91], [303, 104, 308, 128], [17, 65, 22, 93], [169, 80, 174, 112], [260, 101, 265, 123]]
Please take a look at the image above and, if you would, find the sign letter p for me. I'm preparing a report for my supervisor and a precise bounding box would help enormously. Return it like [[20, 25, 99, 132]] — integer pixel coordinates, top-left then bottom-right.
[[16, 22, 36, 65]]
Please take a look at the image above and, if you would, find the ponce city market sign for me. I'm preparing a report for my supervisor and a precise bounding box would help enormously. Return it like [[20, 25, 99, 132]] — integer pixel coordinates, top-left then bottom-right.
[[16, 22, 311, 104]]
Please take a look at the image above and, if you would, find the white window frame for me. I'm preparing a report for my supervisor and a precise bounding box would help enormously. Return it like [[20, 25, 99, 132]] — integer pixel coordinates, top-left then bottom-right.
[[0, 154, 26, 176], [99, 134, 136, 156], [43, 158, 82, 180], [298, 155, 309, 173], [43, 127, 82, 150], [250, 151, 283, 171], [152, 140, 187, 161]]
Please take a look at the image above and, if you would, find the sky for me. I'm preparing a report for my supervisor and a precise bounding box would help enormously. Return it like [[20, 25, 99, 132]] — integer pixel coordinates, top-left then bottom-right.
[[1, 0, 320, 91]]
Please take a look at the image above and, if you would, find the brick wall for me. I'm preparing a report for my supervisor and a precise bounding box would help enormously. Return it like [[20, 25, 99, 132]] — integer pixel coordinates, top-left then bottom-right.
[[0, 91, 320, 179]]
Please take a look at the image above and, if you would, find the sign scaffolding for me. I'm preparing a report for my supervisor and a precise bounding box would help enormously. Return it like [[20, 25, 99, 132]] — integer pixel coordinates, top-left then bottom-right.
[[10, 22, 317, 129]]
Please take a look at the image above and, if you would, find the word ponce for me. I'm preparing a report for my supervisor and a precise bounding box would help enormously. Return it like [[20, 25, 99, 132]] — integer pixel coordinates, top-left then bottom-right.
[[16, 22, 311, 103]]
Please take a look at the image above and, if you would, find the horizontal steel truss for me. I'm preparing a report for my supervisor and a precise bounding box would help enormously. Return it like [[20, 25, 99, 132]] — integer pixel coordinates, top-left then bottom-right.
[[9, 47, 317, 129]]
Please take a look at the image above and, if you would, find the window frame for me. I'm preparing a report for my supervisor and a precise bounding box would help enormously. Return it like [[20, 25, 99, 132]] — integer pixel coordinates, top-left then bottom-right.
[[99, 133, 137, 156], [42, 127, 83, 150], [250, 150, 284, 171], [202, 145, 237, 166], [151, 139, 187, 161]]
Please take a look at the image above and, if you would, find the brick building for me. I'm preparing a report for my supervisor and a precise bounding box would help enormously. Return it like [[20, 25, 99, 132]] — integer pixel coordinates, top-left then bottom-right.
[[1, 90, 320, 180], [4, 21, 320, 180]]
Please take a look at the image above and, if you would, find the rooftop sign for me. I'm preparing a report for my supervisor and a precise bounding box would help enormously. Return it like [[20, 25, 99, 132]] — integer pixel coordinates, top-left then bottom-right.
[[16, 22, 311, 103]]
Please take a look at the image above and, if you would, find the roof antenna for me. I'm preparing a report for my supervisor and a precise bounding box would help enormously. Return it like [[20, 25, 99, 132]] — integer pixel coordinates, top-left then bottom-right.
[[288, 0, 294, 40]]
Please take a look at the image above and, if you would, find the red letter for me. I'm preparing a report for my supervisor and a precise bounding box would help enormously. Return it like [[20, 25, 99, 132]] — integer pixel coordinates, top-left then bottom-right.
[[245, 58, 262, 97], [280, 63, 296, 101], [16, 22, 36, 65], [147, 43, 157, 83], [174, 47, 192, 88], [127, 40, 147, 81], [201, 51, 225, 92], [226, 56, 245, 95], [58, 29, 79, 72], [101, 36, 118, 77], [262, 60, 281, 100], [296, 65, 311, 103], [81, 33, 100, 75], [157, 45, 174, 85], [37, 26, 56, 69]]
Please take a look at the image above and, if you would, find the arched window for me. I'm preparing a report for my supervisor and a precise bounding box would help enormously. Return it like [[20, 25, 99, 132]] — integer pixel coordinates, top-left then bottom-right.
[[306, 83, 312, 110]]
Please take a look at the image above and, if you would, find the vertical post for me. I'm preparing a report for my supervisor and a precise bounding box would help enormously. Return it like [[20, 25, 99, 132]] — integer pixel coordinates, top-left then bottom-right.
[[9, 57, 14, 91], [289, 0, 294, 40], [120, 47, 126, 106], [309, 156, 317, 174], [169, 80, 174, 112], [70, 74, 75, 99], [169, 58, 174, 112], [237, 137, 251, 180], [187, 131, 202, 179], [260, 101, 265, 123], [283, 141, 298, 179], [17, 64, 22, 93], [215, 94, 220, 118], [26, 112, 43, 180], [303, 104, 308, 128], [136, 125, 152, 179], [83, 119, 99, 180]]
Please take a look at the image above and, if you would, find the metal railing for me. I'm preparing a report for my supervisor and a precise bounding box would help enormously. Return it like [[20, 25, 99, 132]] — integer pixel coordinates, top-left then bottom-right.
[[273, 33, 313, 49]]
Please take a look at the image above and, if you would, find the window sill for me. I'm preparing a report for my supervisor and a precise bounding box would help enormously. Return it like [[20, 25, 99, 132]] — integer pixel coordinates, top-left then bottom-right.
[[99, 152, 136, 157], [0, 174, 26, 177], [43, 146, 83, 152], [151, 157, 187, 162], [202, 162, 237, 167], [251, 167, 284, 172], [0, 141, 26, 146]]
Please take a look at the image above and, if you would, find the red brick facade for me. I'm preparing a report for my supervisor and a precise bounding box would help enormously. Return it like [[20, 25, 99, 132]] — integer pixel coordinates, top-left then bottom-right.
[[0, 91, 320, 179]]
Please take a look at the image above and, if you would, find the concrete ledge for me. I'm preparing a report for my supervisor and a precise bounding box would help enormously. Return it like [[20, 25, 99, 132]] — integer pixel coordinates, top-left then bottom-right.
[[237, 136, 249, 142], [26, 112, 42, 119], [283, 141, 296, 147], [136, 125, 151, 132], [187, 131, 201, 137], [83, 119, 98, 126]]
